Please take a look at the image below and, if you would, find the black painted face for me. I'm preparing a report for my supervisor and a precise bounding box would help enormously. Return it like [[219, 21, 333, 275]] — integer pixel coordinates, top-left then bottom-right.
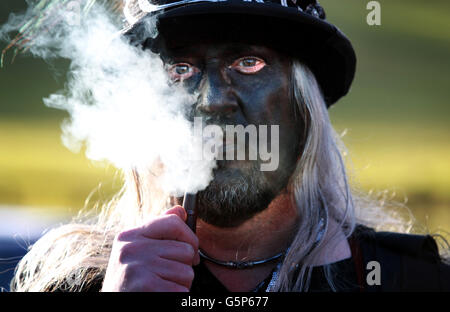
[[161, 42, 304, 227]]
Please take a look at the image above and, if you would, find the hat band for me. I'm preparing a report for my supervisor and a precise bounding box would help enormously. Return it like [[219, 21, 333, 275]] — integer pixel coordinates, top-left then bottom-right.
[[137, 0, 325, 19], [138, 0, 224, 13]]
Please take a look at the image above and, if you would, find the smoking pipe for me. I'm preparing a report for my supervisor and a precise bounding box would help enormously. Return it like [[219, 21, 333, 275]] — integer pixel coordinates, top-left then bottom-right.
[[182, 192, 197, 233]]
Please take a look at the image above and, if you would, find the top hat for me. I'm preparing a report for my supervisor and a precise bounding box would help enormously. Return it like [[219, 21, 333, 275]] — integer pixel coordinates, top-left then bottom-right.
[[123, 0, 357, 106]]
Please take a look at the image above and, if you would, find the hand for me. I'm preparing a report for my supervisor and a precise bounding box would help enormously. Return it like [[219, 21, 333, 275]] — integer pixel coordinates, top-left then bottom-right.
[[101, 205, 200, 292]]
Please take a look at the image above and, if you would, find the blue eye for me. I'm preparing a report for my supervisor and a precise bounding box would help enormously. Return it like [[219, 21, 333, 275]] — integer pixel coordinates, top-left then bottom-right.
[[240, 59, 257, 67], [168, 63, 199, 81], [231, 57, 266, 74], [175, 64, 190, 75]]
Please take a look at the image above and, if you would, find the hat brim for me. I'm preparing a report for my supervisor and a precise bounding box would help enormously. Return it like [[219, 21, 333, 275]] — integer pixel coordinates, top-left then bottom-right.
[[125, 2, 356, 106]]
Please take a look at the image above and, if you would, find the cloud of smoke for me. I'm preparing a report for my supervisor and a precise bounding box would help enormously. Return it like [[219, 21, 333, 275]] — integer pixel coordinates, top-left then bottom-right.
[[1, 0, 216, 196]]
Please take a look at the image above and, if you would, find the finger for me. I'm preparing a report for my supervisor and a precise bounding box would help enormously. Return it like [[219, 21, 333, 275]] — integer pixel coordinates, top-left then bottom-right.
[[115, 206, 187, 242], [151, 258, 195, 289], [115, 237, 198, 267], [138, 214, 199, 250], [164, 205, 186, 221], [146, 273, 189, 292], [154, 240, 198, 265]]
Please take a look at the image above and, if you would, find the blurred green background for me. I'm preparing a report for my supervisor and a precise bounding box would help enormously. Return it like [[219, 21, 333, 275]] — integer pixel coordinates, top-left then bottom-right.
[[0, 1, 449, 231]]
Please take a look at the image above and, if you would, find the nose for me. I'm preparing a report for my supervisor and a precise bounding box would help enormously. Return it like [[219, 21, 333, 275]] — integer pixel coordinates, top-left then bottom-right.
[[196, 66, 239, 117]]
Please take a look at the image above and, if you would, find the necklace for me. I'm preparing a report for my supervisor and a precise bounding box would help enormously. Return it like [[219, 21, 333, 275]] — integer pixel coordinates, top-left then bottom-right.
[[199, 216, 326, 273], [198, 249, 285, 269]]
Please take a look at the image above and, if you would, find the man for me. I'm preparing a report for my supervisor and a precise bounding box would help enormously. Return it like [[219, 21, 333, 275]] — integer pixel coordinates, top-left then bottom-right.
[[9, 0, 450, 292]]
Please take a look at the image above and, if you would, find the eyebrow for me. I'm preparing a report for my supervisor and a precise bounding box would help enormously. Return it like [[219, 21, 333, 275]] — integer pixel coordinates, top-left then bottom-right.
[[163, 43, 270, 61]]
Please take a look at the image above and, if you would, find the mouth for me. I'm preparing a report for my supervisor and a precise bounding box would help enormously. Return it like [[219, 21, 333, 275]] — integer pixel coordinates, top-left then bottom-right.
[[198, 119, 261, 165]]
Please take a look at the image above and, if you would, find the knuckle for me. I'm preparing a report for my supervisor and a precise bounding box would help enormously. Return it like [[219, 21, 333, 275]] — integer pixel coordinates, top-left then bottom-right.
[[114, 231, 125, 242], [123, 262, 140, 279], [116, 242, 141, 264], [167, 222, 185, 239], [182, 243, 195, 258], [139, 275, 160, 292], [117, 245, 130, 264], [174, 264, 194, 285], [115, 229, 136, 242], [166, 214, 183, 227], [127, 273, 158, 292]]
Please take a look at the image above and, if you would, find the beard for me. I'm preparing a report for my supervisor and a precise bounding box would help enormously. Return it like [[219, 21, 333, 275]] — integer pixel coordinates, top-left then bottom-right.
[[196, 159, 291, 228]]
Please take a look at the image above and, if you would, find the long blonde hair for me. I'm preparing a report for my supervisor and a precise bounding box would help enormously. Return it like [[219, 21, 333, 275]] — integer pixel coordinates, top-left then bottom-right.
[[271, 61, 414, 291], [10, 59, 446, 292]]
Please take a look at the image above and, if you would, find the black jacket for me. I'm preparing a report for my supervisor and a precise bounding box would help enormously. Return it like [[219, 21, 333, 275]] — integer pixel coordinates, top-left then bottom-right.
[[10, 225, 449, 292], [349, 225, 450, 291]]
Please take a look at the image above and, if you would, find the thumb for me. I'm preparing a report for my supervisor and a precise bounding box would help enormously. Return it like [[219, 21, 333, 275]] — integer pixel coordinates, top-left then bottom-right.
[[164, 205, 187, 222]]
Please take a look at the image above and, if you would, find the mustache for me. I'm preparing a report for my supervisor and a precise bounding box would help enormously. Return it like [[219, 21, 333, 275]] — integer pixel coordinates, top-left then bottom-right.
[[186, 105, 244, 128]]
